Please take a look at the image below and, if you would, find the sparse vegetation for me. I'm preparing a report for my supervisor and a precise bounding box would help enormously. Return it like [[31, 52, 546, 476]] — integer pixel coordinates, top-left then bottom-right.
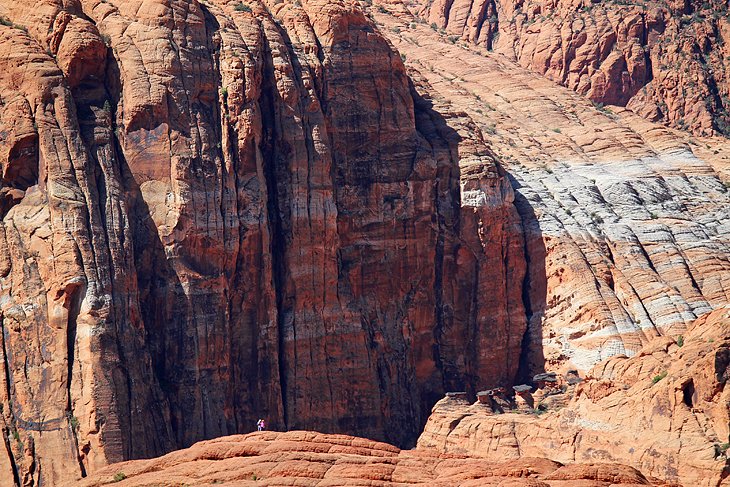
[[113, 472, 127, 482], [400, 53, 406, 62], [234, 2, 252, 12], [534, 403, 548, 415], [592, 100, 615, 116], [69, 415, 79, 431], [652, 371, 668, 384], [677, 335, 684, 347], [0, 16, 28, 31], [552, 127, 561, 133]]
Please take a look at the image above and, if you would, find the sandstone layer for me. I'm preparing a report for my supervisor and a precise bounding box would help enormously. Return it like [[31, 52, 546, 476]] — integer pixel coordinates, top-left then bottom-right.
[[418, 307, 730, 487], [369, 0, 730, 375], [407, 0, 730, 136], [71, 430, 670, 486]]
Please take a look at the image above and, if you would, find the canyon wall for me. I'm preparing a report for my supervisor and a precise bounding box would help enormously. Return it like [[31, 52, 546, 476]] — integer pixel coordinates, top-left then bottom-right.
[[370, 0, 730, 376], [0, 0, 526, 484], [412, 0, 730, 136], [0, 0, 729, 485]]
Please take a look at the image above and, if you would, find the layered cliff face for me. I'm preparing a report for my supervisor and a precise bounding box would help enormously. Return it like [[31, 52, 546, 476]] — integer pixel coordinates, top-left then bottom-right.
[[418, 307, 730, 487], [369, 1, 730, 375], [1, 0, 729, 485], [0, 0, 527, 484], [410, 0, 730, 136]]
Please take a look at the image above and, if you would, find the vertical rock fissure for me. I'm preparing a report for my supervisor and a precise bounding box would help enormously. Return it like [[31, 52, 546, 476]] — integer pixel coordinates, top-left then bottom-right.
[[64, 284, 87, 478], [205, 5, 244, 435], [515, 191, 541, 380], [432, 178, 447, 392], [466, 253, 480, 393], [1, 318, 20, 487], [1, 428, 20, 487], [259, 35, 289, 430]]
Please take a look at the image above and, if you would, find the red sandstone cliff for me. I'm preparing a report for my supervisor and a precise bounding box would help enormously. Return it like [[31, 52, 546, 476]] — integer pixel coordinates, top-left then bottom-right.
[[369, 0, 730, 376], [0, 0, 729, 485], [0, 0, 526, 484], [410, 0, 730, 136]]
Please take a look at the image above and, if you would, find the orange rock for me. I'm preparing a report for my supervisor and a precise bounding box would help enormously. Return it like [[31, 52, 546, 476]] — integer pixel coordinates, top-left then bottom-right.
[[70, 431, 666, 486], [417, 309, 730, 487], [0, 1, 526, 484], [409, 0, 730, 136]]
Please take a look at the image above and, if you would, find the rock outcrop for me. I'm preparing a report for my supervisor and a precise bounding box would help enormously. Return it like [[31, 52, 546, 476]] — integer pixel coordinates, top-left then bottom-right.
[[408, 0, 730, 136], [71, 430, 670, 486], [369, 1, 730, 375], [0, 0, 527, 484], [418, 308, 730, 487]]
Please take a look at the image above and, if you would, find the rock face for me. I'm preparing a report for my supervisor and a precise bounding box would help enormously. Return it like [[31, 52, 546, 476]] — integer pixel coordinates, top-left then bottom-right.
[[71, 430, 669, 486], [0, 0, 527, 484], [0, 0, 729, 486], [369, 1, 730, 376], [418, 308, 730, 487], [410, 0, 730, 136]]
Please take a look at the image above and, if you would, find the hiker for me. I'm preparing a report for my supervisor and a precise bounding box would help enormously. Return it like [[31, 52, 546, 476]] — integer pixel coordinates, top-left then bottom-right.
[[257, 418, 265, 431]]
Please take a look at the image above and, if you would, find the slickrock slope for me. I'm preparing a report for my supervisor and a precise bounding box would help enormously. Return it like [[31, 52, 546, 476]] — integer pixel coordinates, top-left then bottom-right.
[[408, 0, 730, 136], [71, 430, 669, 486], [0, 0, 527, 484], [418, 307, 730, 487], [369, 1, 730, 375]]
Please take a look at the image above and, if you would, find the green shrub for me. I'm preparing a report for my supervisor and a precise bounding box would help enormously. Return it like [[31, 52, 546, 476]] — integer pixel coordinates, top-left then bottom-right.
[[234, 2, 252, 12], [113, 472, 126, 482], [652, 371, 668, 384], [677, 335, 684, 347]]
